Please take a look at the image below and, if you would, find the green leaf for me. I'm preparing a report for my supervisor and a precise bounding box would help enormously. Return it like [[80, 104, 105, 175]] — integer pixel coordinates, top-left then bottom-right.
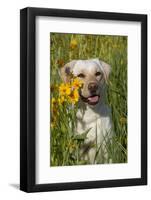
[[73, 128, 92, 141]]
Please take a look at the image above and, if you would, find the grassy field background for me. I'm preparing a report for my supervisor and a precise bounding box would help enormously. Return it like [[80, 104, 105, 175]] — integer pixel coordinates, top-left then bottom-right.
[[50, 33, 127, 166]]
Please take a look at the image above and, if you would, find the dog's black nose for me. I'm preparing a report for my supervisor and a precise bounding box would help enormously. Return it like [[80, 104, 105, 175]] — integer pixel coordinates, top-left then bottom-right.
[[88, 82, 98, 92]]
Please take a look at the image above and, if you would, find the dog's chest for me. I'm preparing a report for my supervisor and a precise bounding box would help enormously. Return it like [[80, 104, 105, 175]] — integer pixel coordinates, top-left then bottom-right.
[[76, 104, 112, 144]]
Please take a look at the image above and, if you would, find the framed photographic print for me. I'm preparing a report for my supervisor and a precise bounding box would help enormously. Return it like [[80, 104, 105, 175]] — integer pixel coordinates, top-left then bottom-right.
[[20, 7, 147, 192]]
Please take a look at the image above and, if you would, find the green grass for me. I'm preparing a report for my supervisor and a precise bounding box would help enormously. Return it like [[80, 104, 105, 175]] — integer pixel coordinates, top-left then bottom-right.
[[50, 33, 127, 166]]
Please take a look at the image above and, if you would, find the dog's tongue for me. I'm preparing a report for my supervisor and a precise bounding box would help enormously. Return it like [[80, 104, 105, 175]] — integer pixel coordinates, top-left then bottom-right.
[[88, 95, 99, 103]]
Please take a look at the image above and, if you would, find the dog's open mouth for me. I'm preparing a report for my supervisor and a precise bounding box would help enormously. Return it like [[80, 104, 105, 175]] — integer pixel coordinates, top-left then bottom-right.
[[80, 94, 100, 105]]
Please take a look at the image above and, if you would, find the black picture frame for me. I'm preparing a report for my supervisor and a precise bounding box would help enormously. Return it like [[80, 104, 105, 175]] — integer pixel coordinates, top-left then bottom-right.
[[20, 7, 147, 192]]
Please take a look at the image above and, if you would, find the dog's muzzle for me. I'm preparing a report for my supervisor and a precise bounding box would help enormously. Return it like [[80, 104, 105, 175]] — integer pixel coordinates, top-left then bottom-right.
[[80, 81, 100, 105]]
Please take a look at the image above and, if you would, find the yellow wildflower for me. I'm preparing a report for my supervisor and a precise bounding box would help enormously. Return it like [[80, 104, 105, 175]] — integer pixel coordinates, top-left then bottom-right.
[[72, 78, 83, 89], [59, 83, 71, 96], [58, 96, 65, 105], [70, 39, 78, 49], [68, 89, 79, 104], [51, 97, 57, 108]]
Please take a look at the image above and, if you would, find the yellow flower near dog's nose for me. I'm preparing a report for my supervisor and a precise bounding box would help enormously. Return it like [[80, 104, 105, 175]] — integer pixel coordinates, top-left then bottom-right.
[[70, 39, 78, 49], [59, 83, 71, 96], [68, 89, 79, 104], [72, 78, 83, 89]]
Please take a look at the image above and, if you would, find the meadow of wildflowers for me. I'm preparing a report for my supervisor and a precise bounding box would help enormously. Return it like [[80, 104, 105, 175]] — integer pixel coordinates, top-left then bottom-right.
[[50, 33, 127, 166]]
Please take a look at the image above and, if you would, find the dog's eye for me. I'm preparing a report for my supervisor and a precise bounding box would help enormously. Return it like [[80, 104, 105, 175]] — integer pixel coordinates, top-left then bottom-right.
[[95, 72, 102, 76], [77, 73, 85, 78]]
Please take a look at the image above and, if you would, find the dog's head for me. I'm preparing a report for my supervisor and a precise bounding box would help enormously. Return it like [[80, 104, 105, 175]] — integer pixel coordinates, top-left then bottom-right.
[[60, 59, 111, 106]]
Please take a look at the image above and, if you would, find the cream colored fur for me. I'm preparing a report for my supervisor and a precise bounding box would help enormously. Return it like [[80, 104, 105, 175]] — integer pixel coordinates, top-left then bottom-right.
[[60, 58, 112, 164]]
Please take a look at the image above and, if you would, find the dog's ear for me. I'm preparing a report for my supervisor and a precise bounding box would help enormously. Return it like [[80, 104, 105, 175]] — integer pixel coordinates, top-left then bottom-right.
[[59, 60, 77, 82], [99, 60, 111, 82]]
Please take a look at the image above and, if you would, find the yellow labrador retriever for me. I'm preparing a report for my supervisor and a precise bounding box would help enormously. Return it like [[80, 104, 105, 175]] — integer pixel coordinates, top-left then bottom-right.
[[60, 58, 112, 164]]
